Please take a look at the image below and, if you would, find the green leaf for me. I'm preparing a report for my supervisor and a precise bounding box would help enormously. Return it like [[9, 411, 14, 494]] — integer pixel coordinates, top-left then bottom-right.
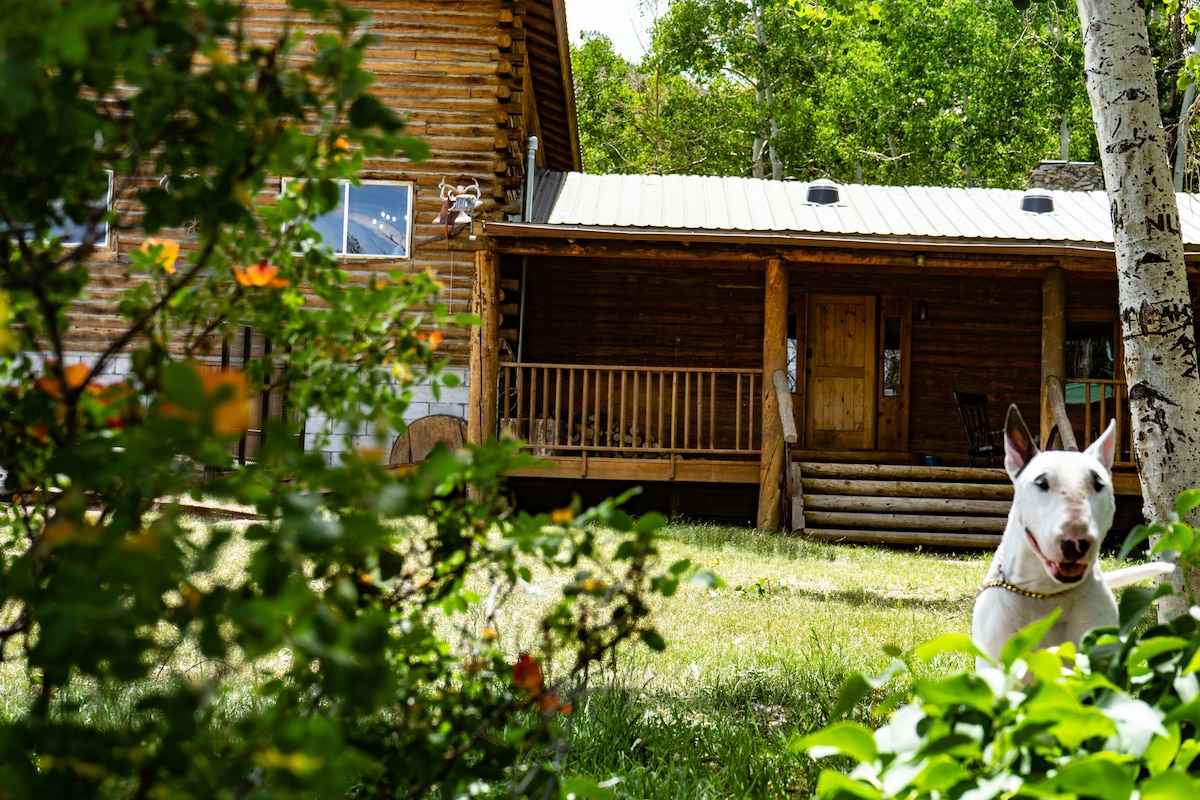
[[796, 722, 879, 764], [1140, 770, 1200, 800], [1118, 523, 1157, 562], [813, 769, 881, 799], [1175, 489, 1200, 519], [1120, 583, 1174, 637], [829, 660, 905, 721], [1143, 722, 1182, 777], [1126, 636, 1191, 677], [1000, 608, 1062, 667], [913, 633, 988, 664], [639, 629, 666, 652], [912, 672, 995, 714], [1040, 755, 1132, 800]]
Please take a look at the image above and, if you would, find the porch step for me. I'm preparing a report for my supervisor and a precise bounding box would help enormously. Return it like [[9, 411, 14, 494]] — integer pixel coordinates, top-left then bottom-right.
[[795, 461, 1011, 548]]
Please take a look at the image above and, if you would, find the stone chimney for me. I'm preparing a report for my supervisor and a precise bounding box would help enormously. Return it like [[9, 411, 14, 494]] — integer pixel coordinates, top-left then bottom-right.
[[1028, 160, 1105, 191]]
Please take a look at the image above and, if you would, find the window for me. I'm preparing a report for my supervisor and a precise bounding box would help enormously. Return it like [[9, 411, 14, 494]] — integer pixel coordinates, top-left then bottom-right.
[[881, 315, 902, 397], [289, 179, 413, 258], [11, 171, 113, 248]]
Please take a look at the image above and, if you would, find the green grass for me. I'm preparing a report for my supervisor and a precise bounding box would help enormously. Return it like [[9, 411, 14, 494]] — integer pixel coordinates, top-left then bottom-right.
[[509, 523, 989, 798], [0, 515, 994, 798]]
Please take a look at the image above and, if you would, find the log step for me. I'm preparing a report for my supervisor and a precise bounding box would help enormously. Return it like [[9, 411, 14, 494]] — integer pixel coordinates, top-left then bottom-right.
[[803, 528, 1002, 548], [794, 461, 1010, 547]]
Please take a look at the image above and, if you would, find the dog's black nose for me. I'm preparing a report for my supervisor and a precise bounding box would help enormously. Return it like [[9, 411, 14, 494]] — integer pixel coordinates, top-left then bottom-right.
[[1062, 538, 1090, 561]]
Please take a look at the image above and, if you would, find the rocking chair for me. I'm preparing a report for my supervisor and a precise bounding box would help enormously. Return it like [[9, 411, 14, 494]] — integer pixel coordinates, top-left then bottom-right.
[[952, 390, 1004, 467]]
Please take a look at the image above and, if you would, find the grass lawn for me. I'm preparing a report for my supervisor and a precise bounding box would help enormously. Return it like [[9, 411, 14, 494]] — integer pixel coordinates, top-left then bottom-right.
[[490, 522, 991, 798], [3, 514, 1107, 798]]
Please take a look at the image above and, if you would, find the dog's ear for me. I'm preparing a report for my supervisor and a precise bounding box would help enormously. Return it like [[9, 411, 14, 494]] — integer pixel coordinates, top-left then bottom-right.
[[1084, 418, 1117, 472], [1004, 404, 1038, 478]]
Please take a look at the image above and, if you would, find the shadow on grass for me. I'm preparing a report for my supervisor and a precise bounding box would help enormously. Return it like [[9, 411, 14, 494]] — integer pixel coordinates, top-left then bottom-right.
[[788, 585, 969, 615]]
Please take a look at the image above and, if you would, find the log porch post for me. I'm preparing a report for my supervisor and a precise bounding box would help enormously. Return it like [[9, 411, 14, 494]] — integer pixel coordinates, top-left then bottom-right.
[[1040, 267, 1066, 444], [757, 257, 787, 530], [469, 249, 500, 447]]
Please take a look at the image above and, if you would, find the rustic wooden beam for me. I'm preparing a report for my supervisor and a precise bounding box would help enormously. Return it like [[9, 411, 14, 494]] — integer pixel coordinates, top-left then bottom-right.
[[1040, 267, 1066, 443], [468, 249, 500, 449], [757, 258, 787, 530], [803, 529, 1001, 548], [772, 369, 798, 444], [801, 477, 1013, 500]]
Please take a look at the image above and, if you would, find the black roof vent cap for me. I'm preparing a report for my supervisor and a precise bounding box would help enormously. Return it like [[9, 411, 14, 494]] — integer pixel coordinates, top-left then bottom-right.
[[806, 178, 840, 205], [1021, 188, 1054, 214]]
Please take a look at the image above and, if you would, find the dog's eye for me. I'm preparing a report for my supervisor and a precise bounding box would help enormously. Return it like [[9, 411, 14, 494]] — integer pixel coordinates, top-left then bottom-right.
[[1034, 474, 1050, 491], [1091, 471, 1105, 492]]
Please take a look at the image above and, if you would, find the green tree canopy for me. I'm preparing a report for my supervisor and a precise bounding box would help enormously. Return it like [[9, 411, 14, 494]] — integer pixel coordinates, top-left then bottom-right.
[[575, 0, 1099, 187]]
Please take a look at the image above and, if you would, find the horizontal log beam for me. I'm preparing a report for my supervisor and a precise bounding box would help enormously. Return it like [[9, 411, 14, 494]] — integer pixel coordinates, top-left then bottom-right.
[[801, 477, 1013, 500], [797, 462, 1009, 482], [802, 494, 1012, 516], [803, 510, 1008, 532], [803, 528, 1001, 548]]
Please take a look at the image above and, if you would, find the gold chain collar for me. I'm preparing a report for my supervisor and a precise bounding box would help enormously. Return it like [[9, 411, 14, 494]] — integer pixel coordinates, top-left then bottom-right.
[[977, 539, 1084, 600]]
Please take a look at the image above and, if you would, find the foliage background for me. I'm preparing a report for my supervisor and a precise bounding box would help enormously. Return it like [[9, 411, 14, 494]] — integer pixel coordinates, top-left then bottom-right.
[[572, 0, 1200, 188]]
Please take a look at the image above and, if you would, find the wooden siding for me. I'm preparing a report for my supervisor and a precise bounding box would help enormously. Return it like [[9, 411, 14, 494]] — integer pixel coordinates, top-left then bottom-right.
[[789, 267, 1045, 464], [61, 1, 577, 367], [516, 257, 765, 369]]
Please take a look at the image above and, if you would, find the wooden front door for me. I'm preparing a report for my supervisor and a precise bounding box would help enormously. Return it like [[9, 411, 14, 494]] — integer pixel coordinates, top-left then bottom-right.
[[805, 294, 877, 449]]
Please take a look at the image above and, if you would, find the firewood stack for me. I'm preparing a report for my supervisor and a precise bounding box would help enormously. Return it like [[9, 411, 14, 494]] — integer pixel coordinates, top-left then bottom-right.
[[570, 414, 663, 457]]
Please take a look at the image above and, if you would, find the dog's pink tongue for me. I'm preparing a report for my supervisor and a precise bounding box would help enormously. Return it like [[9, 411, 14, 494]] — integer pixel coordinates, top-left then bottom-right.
[[1054, 561, 1088, 581]]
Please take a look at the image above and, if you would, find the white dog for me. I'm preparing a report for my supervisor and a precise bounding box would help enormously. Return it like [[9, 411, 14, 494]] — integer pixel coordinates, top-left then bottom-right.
[[972, 404, 1173, 666]]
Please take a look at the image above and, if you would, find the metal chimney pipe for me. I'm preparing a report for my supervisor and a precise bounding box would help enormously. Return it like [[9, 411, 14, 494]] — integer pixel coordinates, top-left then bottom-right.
[[522, 136, 539, 222]]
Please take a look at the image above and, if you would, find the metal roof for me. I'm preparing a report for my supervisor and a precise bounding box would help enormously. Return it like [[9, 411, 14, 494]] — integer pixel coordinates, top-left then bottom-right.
[[521, 172, 1200, 250]]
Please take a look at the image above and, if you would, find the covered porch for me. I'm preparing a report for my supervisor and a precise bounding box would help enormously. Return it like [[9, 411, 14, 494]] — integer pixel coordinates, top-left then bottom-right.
[[468, 175, 1200, 537]]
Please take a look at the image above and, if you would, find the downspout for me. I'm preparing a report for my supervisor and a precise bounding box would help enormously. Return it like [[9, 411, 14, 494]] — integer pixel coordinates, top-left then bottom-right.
[[1175, 30, 1200, 192], [518, 136, 538, 362]]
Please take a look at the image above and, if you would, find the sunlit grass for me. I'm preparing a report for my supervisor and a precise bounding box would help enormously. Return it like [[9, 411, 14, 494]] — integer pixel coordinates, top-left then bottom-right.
[[478, 520, 992, 798], [0, 510, 997, 797]]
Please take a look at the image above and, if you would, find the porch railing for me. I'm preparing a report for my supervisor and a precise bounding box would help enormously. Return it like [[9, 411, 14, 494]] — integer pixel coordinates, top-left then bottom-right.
[[1047, 376, 1134, 469], [498, 362, 763, 458]]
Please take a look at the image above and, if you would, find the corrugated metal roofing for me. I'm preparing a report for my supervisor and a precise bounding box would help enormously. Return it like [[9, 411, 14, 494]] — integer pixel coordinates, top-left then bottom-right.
[[530, 172, 1200, 248]]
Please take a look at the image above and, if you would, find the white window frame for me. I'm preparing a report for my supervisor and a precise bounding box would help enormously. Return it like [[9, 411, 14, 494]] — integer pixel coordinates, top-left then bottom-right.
[[284, 178, 414, 259], [12, 170, 114, 248]]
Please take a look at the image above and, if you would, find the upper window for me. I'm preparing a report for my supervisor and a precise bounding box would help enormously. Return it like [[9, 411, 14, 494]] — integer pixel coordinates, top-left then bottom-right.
[[11, 171, 113, 248], [290, 179, 413, 259]]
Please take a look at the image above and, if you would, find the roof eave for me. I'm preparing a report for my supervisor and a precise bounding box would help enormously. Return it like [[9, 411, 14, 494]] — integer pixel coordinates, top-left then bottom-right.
[[482, 221, 1165, 259]]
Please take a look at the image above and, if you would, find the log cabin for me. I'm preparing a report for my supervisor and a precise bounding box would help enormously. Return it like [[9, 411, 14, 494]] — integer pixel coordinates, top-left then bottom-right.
[[478, 166, 1200, 544], [56, 0, 578, 461], [44, 1, 1200, 545]]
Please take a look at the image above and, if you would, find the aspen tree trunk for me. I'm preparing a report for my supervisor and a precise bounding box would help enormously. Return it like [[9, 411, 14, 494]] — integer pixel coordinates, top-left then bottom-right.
[[751, 0, 782, 180], [1076, 0, 1200, 611]]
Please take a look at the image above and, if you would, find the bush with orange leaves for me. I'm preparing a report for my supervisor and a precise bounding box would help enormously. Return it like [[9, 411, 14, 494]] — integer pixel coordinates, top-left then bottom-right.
[[0, 3, 710, 798]]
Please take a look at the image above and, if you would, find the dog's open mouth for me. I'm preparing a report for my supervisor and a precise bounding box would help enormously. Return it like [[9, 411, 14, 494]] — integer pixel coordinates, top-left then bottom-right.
[[1025, 529, 1089, 584]]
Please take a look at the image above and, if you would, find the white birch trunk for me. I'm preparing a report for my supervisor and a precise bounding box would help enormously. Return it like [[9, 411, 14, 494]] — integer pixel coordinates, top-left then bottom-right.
[[1076, 0, 1200, 612]]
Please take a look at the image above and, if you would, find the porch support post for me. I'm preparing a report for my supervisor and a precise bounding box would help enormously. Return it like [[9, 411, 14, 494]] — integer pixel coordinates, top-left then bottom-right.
[[757, 258, 787, 531], [1040, 267, 1067, 445], [469, 249, 500, 447]]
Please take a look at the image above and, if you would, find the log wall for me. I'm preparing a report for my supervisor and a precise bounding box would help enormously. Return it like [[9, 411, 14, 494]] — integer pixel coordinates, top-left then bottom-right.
[[788, 267, 1076, 462], [518, 257, 765, 369], [62, 0, 574, 365]]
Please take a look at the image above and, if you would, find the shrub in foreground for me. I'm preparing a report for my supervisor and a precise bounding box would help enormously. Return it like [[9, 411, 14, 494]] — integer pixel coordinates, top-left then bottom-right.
[[0, 2, 706, 797], [798, 492, 1200, 799]]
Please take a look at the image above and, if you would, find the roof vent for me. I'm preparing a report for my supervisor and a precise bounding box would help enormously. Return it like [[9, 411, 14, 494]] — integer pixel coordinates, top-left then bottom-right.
[[1021, 188, 1054, 214], [806, 178, 840, 205]]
